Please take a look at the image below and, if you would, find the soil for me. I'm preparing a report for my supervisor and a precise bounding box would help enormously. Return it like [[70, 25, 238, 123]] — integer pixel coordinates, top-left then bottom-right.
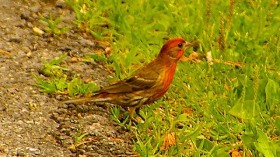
[[0, 0, 136, 156]]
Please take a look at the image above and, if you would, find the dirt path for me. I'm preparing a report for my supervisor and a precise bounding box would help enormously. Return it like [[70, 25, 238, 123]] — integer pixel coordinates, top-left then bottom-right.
[[0, 0, 134, 156]]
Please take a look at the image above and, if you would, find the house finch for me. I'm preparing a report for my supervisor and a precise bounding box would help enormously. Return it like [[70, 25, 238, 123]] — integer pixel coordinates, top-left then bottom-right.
[[63, 38, 192, 122]]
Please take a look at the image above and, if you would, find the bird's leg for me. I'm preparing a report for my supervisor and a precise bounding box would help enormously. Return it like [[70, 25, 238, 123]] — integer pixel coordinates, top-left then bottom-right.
[[128, 107, 138, 124], [135, 107, 145, 121]]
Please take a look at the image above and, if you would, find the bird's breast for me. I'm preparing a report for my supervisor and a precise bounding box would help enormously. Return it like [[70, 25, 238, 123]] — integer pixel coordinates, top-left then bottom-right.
[[152, 63, 177, 100]]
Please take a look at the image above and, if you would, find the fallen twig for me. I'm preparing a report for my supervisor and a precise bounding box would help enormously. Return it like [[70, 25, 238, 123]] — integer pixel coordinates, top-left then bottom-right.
[[182, 51, 243, 68], [0, 49, 12, 55]]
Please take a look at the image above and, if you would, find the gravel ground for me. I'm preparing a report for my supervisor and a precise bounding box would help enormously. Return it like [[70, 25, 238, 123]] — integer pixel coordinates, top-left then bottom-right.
[[0, 0, 135, 156]]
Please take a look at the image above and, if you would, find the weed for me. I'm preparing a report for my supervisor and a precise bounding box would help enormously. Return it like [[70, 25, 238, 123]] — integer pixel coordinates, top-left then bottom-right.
[[35, 54, 98, 96], [40, 13, 70, 35]]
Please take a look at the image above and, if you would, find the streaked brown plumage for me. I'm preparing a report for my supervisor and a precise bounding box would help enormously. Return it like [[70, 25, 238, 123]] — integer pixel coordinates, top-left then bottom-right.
[[62, 38, 192, 122]]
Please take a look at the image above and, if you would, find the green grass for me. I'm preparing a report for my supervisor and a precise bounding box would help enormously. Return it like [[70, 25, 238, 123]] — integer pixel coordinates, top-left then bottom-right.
[[40, 13, 70, 35], [37, 0, 280, 156]]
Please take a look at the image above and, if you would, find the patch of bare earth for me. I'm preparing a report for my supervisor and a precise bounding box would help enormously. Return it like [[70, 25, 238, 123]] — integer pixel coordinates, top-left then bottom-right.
[[0, 0, 135, 156]]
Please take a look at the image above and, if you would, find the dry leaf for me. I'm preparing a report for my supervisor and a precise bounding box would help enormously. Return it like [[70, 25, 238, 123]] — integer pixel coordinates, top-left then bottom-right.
[[230, 148, 243, 157], [224, 84, 230, 91], [95, 49, 103, 55], [84, 78, 92, 83], [68, 144, 76, 152], [182, 107, 193, 116], [71, 57, 79, 62], [105, 47, 112, 56], [160, 132, 176, 150]]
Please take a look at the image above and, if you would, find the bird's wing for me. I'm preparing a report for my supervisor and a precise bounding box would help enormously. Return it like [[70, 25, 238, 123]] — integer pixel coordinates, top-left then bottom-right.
[[100, 63, 161, 94]]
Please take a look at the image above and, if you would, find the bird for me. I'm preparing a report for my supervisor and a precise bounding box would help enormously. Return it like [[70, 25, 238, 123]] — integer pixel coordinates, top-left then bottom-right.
[[62, 38, 192, 122]]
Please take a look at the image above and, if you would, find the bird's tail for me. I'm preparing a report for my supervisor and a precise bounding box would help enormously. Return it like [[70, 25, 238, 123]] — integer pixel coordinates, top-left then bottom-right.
[[61, 93, 112, 104]]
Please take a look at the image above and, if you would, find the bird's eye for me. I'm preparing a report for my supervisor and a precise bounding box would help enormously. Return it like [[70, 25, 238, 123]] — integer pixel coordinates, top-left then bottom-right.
[[178, 43, 183, 48]]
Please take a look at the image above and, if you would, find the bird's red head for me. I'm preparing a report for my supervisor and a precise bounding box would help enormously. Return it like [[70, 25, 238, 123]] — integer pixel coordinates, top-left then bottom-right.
[[158, 38, 192, 61]]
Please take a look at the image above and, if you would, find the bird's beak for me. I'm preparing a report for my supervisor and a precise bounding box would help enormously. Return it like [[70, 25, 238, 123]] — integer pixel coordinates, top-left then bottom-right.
[[184, 41, 193, 50], [180, 41, 193, 61]]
